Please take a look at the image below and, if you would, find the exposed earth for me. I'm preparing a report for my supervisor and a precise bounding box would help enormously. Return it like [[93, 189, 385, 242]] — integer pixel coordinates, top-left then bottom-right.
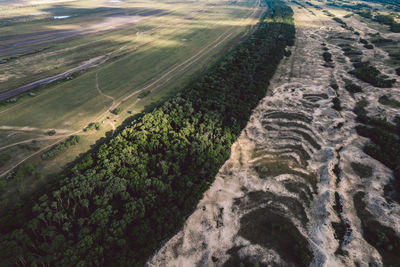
[[148, 1, 400, 266]]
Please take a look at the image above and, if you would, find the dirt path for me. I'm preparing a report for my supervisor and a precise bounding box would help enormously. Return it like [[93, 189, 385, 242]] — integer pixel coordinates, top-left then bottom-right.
[[0, 135, 68, 151], [0, 125, 73, 133], [0, 56, 105, 102]]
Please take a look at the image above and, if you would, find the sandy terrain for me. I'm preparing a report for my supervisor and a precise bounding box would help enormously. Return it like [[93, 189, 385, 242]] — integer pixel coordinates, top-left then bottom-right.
[[147, 2, 400, 267]]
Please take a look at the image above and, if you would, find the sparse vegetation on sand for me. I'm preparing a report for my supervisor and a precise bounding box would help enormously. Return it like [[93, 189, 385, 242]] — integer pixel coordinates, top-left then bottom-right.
[[0, 1, 295, 265], [353, 192, 400, 267], [354, 100, 400, 201], [349, 62, 396, 88]]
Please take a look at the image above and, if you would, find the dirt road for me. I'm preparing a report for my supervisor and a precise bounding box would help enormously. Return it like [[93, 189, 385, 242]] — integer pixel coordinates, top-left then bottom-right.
[[0, 56, 104, 102]]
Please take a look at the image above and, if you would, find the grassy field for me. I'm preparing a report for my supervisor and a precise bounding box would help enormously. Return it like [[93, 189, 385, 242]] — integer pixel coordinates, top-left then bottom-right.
[[0, 0, 263, 207]]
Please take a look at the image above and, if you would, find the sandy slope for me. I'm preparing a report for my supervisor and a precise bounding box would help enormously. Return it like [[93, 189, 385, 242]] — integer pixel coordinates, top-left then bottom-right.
[[147, 2, 400, 267]]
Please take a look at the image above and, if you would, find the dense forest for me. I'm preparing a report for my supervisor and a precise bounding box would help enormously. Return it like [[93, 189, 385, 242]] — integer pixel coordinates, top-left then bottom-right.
[[0, 0, 295, 266]]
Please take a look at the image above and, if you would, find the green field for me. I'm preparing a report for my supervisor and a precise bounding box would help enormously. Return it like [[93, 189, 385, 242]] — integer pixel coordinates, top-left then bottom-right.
[[0, 0, 263, 206]]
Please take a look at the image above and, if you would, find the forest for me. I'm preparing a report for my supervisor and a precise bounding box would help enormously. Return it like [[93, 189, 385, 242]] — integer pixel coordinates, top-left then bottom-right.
[[0, 0, 295, 266]]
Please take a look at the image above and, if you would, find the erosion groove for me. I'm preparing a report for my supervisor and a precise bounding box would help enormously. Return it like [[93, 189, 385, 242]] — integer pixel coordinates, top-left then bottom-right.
[[0, 0, 295, 266]]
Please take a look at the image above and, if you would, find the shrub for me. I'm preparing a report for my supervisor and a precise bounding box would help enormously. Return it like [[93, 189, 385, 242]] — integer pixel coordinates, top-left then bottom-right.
[[111, 107, 123, 115], [47, 130, 56, 136], [83, 122, 101, 131], [332, 97, 342, 111], [363, 44, 374, 49], [41, 135, 80, 160], [359, 38, 368, 44], [333, 17, 345, 25], [138, 90, 151, 98], [322, 51, 332, 62], [344, 79, 362, 94], [357, 9, 372, 18]]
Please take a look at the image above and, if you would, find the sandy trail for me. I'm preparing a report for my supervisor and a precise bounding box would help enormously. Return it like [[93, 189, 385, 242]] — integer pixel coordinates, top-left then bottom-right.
[[148, 2, 400, 267], [0, 56, 105, 102]]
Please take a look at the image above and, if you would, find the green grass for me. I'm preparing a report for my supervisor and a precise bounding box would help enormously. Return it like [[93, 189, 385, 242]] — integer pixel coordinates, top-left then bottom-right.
[[0, 0, 262, 208], [237, 206, 313, 267]]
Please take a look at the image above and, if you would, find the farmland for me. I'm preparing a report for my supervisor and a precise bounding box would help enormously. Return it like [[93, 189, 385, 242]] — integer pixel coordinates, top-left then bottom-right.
[[0, 0, 264, 205]]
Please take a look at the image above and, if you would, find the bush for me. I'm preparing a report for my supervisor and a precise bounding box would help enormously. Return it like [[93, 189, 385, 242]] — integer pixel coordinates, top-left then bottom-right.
[[333, 17, 345, 25], [359, 38, 368, 44], [330, 83, 339, 90], [374, 14, 400, 33], [344, 79, 362, 94], [363, 44, 374, 49], [357, 9, 372, 18], [46, 130, 56, 136], [332, 97, 342, 111], [111, 107, 123, 115], [83, 122, 101, 131], [138, 90, 151, 98], [41, 135, 80, 160]]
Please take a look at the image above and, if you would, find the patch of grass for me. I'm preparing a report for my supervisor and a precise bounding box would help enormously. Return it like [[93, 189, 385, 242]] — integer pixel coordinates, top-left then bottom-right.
[[138, 90, 151, 98], [344, 79, 362, 95], [17, 141, 40, 151], [332, 97, 342, 111], [292, 129, 321, 150], [265, 112, 312, 123], [333, 17, 345, 25], [254, 160, 317, 191], [284, 181, 313, 207], [11, 163, 42, 182], [378, 95, 400, 108], [322, 51, 333, 62], [303, 93, 329, 99], [238, 207, 313, 267], [349, 62, 396, 88], [351, 162, 373, 178], [0, 154, 11, 168], [353, 192, 400, 267], [353, 99, 400, 202]]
